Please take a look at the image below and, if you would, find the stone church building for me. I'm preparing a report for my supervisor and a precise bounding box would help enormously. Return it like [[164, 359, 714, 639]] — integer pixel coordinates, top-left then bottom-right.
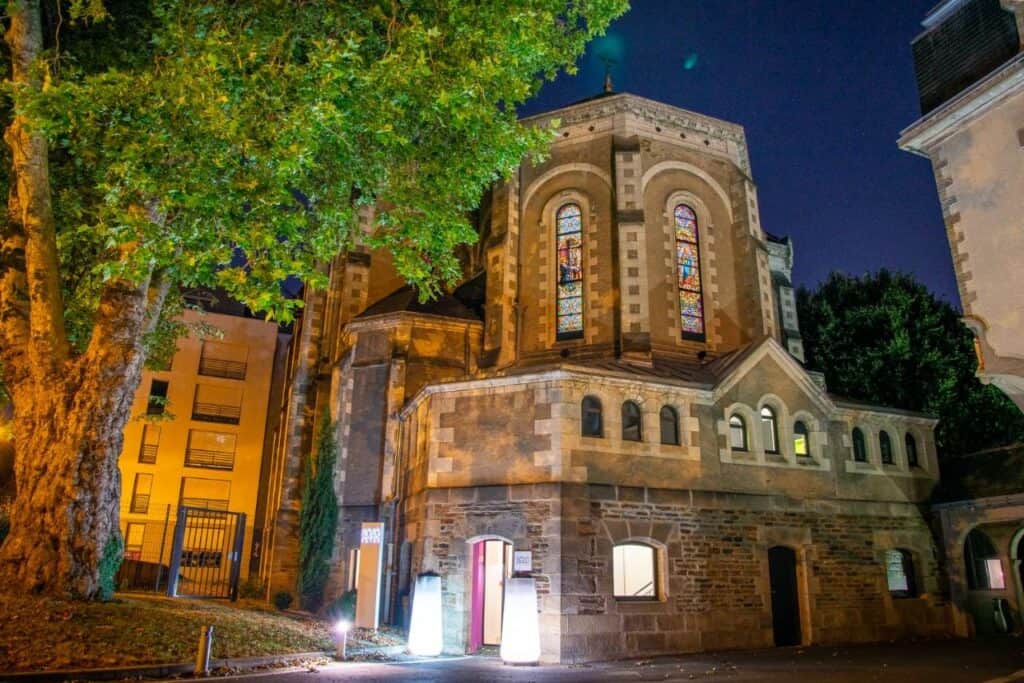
[[261, 92, 952, 662]]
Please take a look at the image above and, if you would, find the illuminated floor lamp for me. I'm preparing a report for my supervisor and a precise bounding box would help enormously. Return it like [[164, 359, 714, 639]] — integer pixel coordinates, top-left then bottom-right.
[[499, 576, 541, 664], [407, 571, 443, 657]]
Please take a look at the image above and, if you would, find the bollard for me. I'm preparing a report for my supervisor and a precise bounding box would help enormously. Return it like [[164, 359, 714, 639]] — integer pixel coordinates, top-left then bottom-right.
[[334, 620, 352, 661], [196, 625, 214, 675]]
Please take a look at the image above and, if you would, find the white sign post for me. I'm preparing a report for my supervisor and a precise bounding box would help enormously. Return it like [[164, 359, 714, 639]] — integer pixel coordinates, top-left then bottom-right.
[[355, 522, 384, 630]]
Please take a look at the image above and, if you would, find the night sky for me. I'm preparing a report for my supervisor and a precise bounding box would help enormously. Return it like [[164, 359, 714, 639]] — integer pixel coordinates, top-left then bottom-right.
[[519, 0, 960, 306]]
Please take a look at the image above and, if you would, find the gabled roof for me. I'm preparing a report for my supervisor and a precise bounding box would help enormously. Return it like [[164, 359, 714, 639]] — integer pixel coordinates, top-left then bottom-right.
[[356, 272, 486, 323]]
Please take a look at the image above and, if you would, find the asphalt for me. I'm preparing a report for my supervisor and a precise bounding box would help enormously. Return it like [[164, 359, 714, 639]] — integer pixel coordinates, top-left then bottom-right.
[[223, 638, 1024, 683]]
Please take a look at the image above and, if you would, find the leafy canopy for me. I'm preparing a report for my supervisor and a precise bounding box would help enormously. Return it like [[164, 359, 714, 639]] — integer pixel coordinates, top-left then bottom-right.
[[797, 270, 1024, 457], [9, 0, 628, 339]]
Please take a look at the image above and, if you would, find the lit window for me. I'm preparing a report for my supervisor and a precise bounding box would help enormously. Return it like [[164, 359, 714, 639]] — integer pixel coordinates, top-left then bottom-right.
[[729, 415, 747, 451], [794, 421, 809, 457], [147, 379, 169, 416], [760, 406, 779, 454], [885, 549, 917, 599], [612, 543, 657, 599], [622, 401, 642, 442], [581, 396, 603, 438], [905, 433, 920, 468], [124, 523, 146, 561], [674, 205, 705, 340], [880, 431, 894, 465], [556, 204, 584, 340], [852, 428, 867, 462], [659, 406, 680, 446], [965, 529, 1005, 590]]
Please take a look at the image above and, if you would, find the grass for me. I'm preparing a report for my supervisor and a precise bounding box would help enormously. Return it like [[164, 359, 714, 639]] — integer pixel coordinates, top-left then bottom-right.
[[0, 593, 337, 673]]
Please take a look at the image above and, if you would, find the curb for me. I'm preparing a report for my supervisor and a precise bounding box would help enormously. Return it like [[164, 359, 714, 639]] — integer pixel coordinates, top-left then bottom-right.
[[0, 651, 331, 682]]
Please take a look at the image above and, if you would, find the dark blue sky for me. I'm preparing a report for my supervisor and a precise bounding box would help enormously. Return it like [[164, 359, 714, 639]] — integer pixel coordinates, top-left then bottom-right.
[[519, 0, 960, 305]]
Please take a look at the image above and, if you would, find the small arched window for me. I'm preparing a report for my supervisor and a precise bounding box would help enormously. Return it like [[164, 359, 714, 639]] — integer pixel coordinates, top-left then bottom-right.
[[760, 406, 779, 454], [905, 433, 920, 468], [852, 427, 867, 462], [622, 401, 642, 442], [581, 395, 603, 438], [793, 421, 810, 457], [674, 204, 705, 340], [556, 204, 584, 341], [879, 431, 894, 465], [965, 528, 1005, 590], [885, 549, 917, 599], [659, 406, 680, 446], [729, 415, 747, 451], [612, 542, 657, 599]]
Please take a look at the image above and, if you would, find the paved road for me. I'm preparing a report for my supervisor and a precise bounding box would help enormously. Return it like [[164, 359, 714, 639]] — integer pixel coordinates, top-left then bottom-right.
[[231, 638, 1024, 683]]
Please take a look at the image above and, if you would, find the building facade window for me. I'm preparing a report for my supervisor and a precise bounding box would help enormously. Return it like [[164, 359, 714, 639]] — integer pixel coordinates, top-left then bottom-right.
[[965, 528, 1006, 590], [622, 401, 643, 442], [612, 543, 657, 599], [885, 549, 917, 598], [852, 427, 867, 462], [556, 203, 584, 341], [729, 415, 748, 451], [130, 473, 153, 514], [659, 406, 680, 445], [674, 204, 705, 340], [880, 430, 894, 464], [139, 424, 161, 464], [793, 421, 809, 457], [581, 396, 603, 437], [147, 379, 169, 416], [905, 433, 920, 468], [760, 406, 779, 454], [124, 523, 146, 560]]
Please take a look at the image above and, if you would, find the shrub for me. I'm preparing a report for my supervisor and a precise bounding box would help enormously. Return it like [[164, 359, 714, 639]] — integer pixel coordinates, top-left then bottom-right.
[[323, 590, 357, 623], [273, 591, 294, 611], [238, 575, 266, 600], [298, 410, 339, 612], [98, 532, 123, 601]]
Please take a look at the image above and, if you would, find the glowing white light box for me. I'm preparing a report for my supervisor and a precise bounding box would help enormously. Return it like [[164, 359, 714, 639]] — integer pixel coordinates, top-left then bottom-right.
[[407, 573, 443, 657], [499, 577, 541, 664]]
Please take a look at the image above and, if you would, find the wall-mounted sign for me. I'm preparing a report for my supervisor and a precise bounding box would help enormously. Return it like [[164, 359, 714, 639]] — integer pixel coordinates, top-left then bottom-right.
[[361, 525, 382, 545], [513, 550, 532, 573]]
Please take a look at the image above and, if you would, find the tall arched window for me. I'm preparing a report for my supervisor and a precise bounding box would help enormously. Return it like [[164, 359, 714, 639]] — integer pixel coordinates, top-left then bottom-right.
[[793, 421, 810, 457], [674, 205, 705, 340], [965, 528, 1005, 590], [879, 431, 893, 464], [622, 401, 642, 442], [729, 415, 747, 451], [852, 427, 867, 462], [556, 204, 584, 341], [659, 406, 679, 446], [760, 406, 779, 454], [905, 433, 920, 468], [581, 396, 603, 438]]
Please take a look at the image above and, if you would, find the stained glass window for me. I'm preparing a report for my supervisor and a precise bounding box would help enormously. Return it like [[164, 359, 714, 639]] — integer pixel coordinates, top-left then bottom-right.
[[674, 205, 705, 339], [556, 204, 584, 340]]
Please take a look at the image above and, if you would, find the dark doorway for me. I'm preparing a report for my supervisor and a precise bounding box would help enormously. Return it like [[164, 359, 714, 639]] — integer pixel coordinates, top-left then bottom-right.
[[768, 545, 802, 647]]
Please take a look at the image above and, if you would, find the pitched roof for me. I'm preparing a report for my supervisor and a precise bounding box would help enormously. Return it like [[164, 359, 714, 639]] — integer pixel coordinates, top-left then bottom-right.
[[356, 272, 485, 322]]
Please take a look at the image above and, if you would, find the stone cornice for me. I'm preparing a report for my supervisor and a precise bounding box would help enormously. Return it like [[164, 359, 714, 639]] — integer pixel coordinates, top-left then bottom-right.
[[899, 53, 1024, 155]]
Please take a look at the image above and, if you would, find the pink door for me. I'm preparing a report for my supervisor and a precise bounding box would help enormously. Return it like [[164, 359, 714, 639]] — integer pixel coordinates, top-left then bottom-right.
[[469, 541, 485, 653]]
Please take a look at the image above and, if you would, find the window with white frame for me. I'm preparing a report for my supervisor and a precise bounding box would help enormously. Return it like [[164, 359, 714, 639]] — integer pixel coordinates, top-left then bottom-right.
[[760, 406, 779, 454], [729, 414, 748, 451], [612, 543, 657, 599]]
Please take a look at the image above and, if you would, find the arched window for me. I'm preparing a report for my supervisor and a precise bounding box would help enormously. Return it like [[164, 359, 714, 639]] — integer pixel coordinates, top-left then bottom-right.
[[581, 396, 603, 438], [885, 549, 917, 599], [905, 433, 920, 468], [622, 401, 642, 442], [729, 415, 747, 451], [760, 406, 779, 454], [793, 421, 810, 457], [674, 204, 705, 340], [612, 542, 657, 599], [852, 427, 867, 462], [879, 431, 894, 464], [659, 406, 680, 446], [556, 204, 584, 341], [965, 528, 1005, 590]]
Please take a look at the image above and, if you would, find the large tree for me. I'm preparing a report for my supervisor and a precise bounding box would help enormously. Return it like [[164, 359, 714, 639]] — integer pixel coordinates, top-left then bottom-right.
[[0, 0, 627, 598], [797, 270, 1024, 458]]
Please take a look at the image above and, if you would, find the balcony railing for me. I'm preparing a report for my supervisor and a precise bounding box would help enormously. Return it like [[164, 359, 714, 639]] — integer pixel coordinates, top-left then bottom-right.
[[191, 402, 241, 425], [181, 497, 230, 512], [138, 443, 158, 464], [185, 447, 235, 471], [130, 494, 150, 514], [198, 357, 247, 380]]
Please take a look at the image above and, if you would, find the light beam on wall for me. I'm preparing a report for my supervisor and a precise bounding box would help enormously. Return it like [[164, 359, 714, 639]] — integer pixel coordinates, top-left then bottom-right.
[[407, 572, 443, 657], [499, 577, 541, 664]]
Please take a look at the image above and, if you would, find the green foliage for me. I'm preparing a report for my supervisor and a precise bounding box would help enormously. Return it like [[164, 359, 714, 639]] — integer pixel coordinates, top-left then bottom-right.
[[238, 575, 267, 600], [797, 270, 1024, 457], [97, 531, 123, 601], [6, 0, 628, 333], [323, 590, 357, 623], [298, 411, 339, 612], [272, 590, 293, 611]]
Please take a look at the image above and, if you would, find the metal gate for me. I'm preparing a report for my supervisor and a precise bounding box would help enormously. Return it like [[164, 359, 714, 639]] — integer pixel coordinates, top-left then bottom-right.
[[167, 506, 246, 601]]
